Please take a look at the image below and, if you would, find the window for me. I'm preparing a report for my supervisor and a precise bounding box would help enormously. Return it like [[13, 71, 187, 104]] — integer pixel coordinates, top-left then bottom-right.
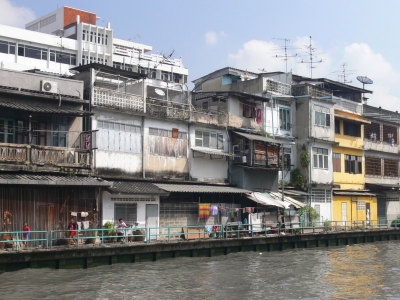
[[343, 121, 361, 137], [279, 107, 291, 131], [344, 155, 362, 174], [52, 123, 67, 147], [31, 121, 46, 145], [148, 127, 187, 158], [313, 147, 328, 169], [0, 119, 15, 143], [195, 130, 224, 150], [241, 101, 256, 118], [333, 153, 341, 172], [97, 120, 141, 153], [0, 40, 15, 54], [365, 156, 381, 176], [335, 119, 340, 134], [384, 158, 399, 177], [114, 203, 137, 225], [356, 201, 365, 211], [311, 189, 332, 203], [314, 104, 331, 127]]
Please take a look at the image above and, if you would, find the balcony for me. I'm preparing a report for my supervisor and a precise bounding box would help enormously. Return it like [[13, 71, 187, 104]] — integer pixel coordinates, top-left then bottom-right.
[[363, 139, 398, 154], [335, 99, 363, 115], [265, 79, 291, 95], [191, 108, 228, 126], [146, 98, 190, 121], [93, 87, 144, 113], [0, 143, 92, 171], [292, 84, 332, 98], [228, 114, 260, 130]]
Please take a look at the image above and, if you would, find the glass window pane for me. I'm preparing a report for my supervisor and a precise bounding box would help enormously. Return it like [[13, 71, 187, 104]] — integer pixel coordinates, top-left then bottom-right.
[[18, 45, 24, 56], [25, 46, 41, 59], [319, 155, 323, 168], [324, 155, 328, 169], [313, 154, 318, 167], [0, 42, 8, 54], [203, 132, 210, 147], [9, 44, 15, 54]]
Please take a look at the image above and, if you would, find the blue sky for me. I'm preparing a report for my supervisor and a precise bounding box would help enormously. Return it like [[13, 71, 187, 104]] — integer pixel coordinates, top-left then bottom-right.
[[2, 0, 400, 109]]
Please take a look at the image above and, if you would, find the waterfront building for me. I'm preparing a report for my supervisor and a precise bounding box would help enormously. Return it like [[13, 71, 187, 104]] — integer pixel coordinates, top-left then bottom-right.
[[362, 105, 400, 224], [0, 67, 108, 233]]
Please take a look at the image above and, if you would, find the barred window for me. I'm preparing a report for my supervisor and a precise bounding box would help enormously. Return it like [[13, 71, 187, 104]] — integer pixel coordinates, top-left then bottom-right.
[[356, 200, 365, 210], [97, 120, 141, 153], [311, 189, 331, 203]]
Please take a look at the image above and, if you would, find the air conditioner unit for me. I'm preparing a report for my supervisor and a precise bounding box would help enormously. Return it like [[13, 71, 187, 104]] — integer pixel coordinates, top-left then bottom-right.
[[41, 80, 58, 93]]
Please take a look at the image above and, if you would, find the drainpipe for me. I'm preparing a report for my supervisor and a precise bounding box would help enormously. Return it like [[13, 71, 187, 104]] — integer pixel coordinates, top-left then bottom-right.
[[142, 116, 145, 178], [270, 95, 275, 138], [308, 97, 313, 223], [226, 126, 231, 183]]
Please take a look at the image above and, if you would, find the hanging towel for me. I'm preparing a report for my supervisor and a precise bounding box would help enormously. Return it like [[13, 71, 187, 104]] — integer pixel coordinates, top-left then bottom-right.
[[82, 221, 90, 229], [210, 205, 218, 216], [199, 203, 210, 219], [76, 222, 82, 230], [71, 212, 77, 217], [256, 108, 262, 124], [81, 212, 89, 217]]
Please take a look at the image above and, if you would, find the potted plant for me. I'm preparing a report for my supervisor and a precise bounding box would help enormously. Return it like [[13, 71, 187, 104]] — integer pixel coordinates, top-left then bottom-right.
[[103, 221, 117, 243], [58, 231, 71, 246]]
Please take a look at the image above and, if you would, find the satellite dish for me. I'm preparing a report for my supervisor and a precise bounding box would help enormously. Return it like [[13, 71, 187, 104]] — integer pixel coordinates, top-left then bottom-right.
[[154, 88, 165, 96], [356, 76, 373, 85]]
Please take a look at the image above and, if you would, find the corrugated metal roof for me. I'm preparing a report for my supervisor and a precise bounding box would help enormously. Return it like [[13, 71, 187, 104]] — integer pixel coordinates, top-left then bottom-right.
[[191, 147, 236, 157], [233, 132, 281, 144], [106, 181, 169, 195], [0, 174, 110, 186], [0, 100, 93, 116], [280, 189, 310, 196], [154, 183, 250, 194], [246, 192, 287, 208], [269, 192, 307, 208], [334, 112, 370, 124]]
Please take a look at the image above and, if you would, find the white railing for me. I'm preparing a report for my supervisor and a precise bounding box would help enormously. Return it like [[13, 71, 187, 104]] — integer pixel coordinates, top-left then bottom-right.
[[93, 87, 144, 112], [334, 99, 363, 114]]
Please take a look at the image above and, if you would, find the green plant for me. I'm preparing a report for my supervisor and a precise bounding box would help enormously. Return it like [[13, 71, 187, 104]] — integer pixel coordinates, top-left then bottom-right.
[[300, 150, 310, 168], [299, 206, 320, 225], [324, 220, 331, 227], [64, 231, 70, 238], [290, 168, 305, 189], [104, 221, 116, 236]]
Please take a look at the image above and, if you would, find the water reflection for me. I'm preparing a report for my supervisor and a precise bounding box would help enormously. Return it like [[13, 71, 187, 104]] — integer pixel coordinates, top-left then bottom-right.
[[0, 242, 399, 299]]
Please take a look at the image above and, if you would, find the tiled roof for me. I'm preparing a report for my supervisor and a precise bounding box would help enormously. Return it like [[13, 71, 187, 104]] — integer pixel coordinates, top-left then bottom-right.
[[106, 181, 169, 195], [0, 174, 110, 186], [154, 183, 250, 194], [0, 100, 92, 116]]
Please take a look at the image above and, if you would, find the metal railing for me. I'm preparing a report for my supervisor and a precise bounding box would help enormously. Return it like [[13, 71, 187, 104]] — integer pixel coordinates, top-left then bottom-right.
[[0, 219, 398, 251]]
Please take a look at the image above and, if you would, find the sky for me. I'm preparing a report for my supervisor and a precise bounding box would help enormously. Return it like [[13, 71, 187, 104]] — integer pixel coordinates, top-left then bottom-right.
[[1, 0, 400, 110]]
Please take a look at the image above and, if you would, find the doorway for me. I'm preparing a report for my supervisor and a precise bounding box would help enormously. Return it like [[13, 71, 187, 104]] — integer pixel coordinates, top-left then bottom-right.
[[146, 204, 158, 240], [341, 202, 347, 226]]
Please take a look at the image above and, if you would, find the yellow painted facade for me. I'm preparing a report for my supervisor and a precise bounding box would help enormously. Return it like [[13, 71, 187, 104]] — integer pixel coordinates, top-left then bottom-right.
[[333, 109, 377, 222]]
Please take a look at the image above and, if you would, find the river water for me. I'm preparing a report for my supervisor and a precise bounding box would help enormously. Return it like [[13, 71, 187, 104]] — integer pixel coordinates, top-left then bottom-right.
[[1, 241, 400, 300]]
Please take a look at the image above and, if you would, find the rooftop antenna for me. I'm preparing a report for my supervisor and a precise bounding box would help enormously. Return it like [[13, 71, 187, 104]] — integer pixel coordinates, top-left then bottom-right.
[[272, 38, 298, 72], [331, 62, 355, 84], [299, 36, 324, 78], [356, 76, 373, 103], [154, 49, 175, 69]]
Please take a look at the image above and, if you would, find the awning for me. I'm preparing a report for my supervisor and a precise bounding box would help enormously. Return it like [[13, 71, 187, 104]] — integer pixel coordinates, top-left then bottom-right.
[[268, 191, 307, 208], [0, 174, 110, 186], [279, 189, 310, 196], [154, 183, 251, 194], [333, 190, 377, 197], [0, 100, 93, 116], [334, 112, 371, 124], [246, 192, 287, 208], [233, 132, 281, 144], [106, 181, 169, 196], [191, 147, 237, 157]]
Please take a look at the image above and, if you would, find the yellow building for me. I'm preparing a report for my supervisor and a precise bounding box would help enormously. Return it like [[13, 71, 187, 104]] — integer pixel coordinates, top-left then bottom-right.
[[332, 108, 377, 225]]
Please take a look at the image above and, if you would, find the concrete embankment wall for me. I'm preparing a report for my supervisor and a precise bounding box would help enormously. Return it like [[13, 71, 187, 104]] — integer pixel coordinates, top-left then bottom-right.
[[0, 230, 399, 273]]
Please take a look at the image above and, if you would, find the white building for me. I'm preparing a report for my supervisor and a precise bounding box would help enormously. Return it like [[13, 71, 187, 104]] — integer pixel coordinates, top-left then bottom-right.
[[0, 6, 188, 84]]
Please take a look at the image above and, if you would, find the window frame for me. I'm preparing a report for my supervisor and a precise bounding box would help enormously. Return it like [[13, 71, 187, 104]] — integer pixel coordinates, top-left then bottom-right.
[[333, 152, 341, 172], [344, 154, 362, 174], [314, 104, 331, 127], [312, 147, 329, 170], [195, 130, 224, 150], [279, 106, 291, 131]]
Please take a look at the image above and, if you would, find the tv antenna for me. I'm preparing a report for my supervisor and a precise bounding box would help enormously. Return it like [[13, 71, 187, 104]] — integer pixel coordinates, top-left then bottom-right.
[[331, 63, 355, 84], [299, 36, 324, 78], [357, 76, 373, 103], [154, 49, 175, 69], [272, 38, 299, 72]]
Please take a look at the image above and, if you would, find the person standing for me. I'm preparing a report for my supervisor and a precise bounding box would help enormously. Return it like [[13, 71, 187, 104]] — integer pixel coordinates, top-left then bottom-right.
[[68, 218, 77, 245], [23, 222, 31, 248], [117, 218, 127, 242]]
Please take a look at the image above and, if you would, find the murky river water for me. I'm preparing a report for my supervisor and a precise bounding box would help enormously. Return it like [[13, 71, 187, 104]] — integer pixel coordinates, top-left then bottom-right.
[[1, 241, 400, 299]]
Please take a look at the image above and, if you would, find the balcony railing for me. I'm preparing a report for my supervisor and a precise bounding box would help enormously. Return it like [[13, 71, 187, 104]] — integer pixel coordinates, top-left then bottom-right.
[[228, 114, 260, 129], [265, 79, 291, 95], [31, 145, 91, 168], [93, 87, 144, 113], [292, 84, 332, 98], [191, 109, 228, 126], [335, 99, 362, 114], [146, 98, 190, 121], [0, 143, 91, 169], [0, 144, 28, 163]]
